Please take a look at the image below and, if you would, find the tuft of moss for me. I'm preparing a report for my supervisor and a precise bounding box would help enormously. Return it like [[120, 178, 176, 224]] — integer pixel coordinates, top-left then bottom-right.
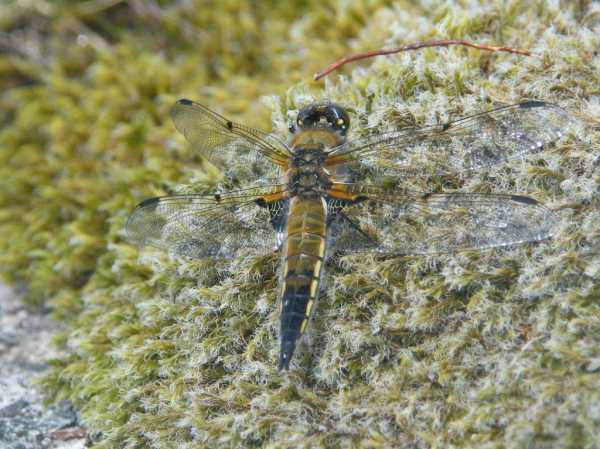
[[2, 1, 600, 448]]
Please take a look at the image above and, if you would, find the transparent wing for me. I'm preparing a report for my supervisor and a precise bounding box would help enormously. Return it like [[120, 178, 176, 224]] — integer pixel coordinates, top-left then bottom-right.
[[126, 185, 288, 259], [327, 184, 557, 256], [327, 101, 572, 176], [171, 99, 292, 166]]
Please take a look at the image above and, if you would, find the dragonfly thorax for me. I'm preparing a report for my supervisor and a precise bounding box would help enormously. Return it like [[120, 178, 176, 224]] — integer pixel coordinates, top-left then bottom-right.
[[291, 148, 327, 166], [286, 148, 331, 197]]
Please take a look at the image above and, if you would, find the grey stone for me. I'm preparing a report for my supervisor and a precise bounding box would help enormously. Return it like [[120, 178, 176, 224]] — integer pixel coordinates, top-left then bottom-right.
[[0, 284, 86, 449], [0, 400, 29, 418]]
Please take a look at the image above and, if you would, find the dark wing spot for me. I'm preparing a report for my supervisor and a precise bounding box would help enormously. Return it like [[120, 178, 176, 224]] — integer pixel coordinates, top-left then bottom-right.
[[178, 98, 193, 105], [226, 121, 233, 130], [255, 198, 267, 208], [442, 122, 452, 131], [214, 193, 222, 202], [511, 195, 539, 205], [519, 101, 547, 109]]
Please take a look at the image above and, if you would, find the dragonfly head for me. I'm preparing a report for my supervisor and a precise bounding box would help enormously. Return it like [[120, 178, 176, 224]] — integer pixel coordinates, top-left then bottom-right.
[[293, 102, 350, 136]]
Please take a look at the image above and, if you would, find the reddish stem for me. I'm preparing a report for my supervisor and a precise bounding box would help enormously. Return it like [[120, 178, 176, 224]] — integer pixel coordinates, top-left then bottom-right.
[[314, 39, 531, 81]]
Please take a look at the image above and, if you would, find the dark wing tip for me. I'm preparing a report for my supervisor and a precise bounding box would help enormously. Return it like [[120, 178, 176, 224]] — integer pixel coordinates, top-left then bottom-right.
[[125, 197, 161, 244], [137, 196, 161, 209], [519, 100, 549, 109], [511, 195, 539, 205], [177, 98, 193, 106]]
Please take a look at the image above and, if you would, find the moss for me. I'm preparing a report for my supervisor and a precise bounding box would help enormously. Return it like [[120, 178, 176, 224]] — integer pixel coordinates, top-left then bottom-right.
[[2, 0, 600, 448]]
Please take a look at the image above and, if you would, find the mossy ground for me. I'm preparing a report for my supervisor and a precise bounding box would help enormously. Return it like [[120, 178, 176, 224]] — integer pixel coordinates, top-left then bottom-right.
[[1, 1, 599, 448]]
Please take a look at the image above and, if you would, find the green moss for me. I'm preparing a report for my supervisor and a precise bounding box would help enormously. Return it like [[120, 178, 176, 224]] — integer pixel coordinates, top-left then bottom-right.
[[2, 0, 600, 448]]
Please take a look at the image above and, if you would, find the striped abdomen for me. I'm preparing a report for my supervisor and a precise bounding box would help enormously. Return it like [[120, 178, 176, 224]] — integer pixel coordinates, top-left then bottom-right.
[[278, 196, 327, 370]]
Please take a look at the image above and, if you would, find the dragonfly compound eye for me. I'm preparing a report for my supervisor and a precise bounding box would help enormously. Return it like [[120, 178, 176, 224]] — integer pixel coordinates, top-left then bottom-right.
[[297, 102, 350, 135]]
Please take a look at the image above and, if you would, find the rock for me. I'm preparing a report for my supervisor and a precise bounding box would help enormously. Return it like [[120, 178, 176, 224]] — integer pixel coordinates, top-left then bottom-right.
[[0, 284, 86, 449], [0, 400, 30, 418]]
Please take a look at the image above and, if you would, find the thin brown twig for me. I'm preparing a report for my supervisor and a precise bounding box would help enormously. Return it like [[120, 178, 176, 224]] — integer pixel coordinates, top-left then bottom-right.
[[314, 39, 531, 81], [50, 426, 88, 441]]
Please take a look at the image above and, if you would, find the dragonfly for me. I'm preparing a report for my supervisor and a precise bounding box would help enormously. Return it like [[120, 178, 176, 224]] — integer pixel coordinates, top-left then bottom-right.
[[126, 98, 570, 370]]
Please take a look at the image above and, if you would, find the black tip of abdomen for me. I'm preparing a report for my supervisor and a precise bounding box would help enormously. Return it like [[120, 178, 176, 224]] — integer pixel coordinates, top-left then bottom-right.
[[279, 354, 290, 371], [278, 339, 297, 371]]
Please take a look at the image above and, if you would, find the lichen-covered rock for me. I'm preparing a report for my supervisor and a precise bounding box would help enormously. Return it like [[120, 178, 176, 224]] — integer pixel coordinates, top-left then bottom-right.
[[1, 1, 599, 448]]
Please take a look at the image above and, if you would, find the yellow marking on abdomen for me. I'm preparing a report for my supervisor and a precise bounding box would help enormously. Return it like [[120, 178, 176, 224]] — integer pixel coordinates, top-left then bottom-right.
[[300, 319, 308, 334], [309, 279, 319, 298]]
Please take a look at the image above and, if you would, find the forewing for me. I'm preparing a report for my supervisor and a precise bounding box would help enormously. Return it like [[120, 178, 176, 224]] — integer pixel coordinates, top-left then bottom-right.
[[330, 186, 557, 255], [327, 101, 572, 175], [126, 186, 288, 259], [171, 99, 292, 166]]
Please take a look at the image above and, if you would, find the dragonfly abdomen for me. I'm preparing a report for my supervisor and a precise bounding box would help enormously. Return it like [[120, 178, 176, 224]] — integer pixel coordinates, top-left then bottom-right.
[[279, 196, 327, 370]]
